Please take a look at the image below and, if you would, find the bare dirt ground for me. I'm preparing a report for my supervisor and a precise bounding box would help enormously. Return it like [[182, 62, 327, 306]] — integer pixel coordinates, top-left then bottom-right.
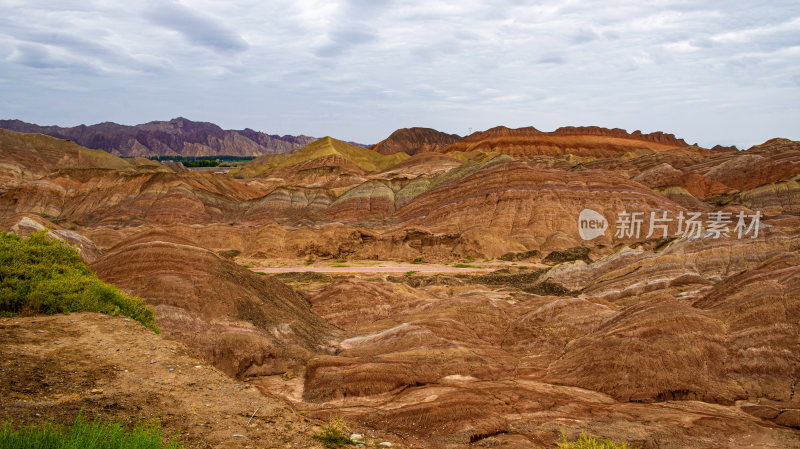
[[242, 259, 542, 275], [247, 271, 800, 449], [251, 266, 496, 274], [0, 312, 405, 449]]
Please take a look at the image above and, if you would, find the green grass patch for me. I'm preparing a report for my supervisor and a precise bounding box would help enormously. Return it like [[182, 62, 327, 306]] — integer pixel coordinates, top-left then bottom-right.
[[452, 264, 482, 269], [518, 266, 529, 270], [463, 256, 475, 262], [405, 271, 418, 276], [352, 261, 380, 266], [412, 257, 424, 264], [0, 231, 157, 332], [557, 430, 640, 449], [312, 416, 354, 449], [330, 264, 350, 268], [334, 259, 347, 263], [240, 263, 252, 268], [304, 259, 315, 266], [0, 413, 182, 449]]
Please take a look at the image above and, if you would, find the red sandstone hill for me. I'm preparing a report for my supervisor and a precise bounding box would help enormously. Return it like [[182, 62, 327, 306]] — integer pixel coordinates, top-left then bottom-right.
[[0, 170, 266, 227], [393, 159, 685, 253], [90, 230, 338, 379], [460, 125, 688, 146], [441, 125, 690, 158], [371, 127, 462, 155], [288, 224, 800, 447]]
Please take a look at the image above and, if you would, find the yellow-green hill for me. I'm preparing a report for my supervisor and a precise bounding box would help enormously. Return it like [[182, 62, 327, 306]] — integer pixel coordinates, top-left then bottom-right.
[[279, 137, 408, 172], [230, 137, 408, 178], [228, 153, 292, 178], [0, 129, 173, 189], [0, 129, 134, 170]]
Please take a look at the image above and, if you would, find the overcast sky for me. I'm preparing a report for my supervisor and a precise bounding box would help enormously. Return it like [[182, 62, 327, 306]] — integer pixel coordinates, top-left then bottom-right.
[[0, 0, 798, 147]]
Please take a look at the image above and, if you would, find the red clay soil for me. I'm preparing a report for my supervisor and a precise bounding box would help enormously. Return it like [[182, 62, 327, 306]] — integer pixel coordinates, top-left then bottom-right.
[[251, 266, 496, 274]]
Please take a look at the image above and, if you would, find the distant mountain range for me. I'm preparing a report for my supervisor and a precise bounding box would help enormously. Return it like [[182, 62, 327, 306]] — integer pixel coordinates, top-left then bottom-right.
[[0, 117, 366, 157]]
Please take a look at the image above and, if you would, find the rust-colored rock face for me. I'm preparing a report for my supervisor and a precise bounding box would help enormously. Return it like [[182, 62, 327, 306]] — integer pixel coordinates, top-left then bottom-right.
[[371, 127, 462, 155], [627, 139, 800, 200], [395, 160, 684, 252], [3, 127, 800, 448], [89, 230, 337, 379], [284, 229, 800, 447], [442, 125, 690, 158], [0, 171, 266, 227]]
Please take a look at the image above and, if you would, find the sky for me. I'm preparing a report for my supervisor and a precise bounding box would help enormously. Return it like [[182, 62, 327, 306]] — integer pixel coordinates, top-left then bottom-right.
[[0, 0, 798, 148]]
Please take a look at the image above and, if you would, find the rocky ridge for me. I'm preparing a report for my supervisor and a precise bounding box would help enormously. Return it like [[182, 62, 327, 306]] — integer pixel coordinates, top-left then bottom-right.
[[0, 117, 318, 157]]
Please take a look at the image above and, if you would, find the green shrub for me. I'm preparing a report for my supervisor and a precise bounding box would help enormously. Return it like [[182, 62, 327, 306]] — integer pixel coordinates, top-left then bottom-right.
[[0, 231, 157, 332], [334, 259, 347, 263], [453, 264, 481, 268], [312, 416, 354, 448], [412, 257, 424, 264], [304, 258, 315, 266], [405, 271, 418, 276], [0, 413, 182, 449], [182, 159, 220, 168], [557, 430, 640, 449]]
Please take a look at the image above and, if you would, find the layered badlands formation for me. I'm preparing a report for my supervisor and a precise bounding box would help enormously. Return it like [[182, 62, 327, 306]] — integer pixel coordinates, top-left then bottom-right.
[[90, 231, 338, 379], [1, 125, 799, 448], [441, 125, 691, 158]]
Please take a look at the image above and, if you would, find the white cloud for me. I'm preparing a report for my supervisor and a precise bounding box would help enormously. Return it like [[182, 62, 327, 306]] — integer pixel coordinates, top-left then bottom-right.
[[0, 0, 797, 147], [143, 1, 249, 53]]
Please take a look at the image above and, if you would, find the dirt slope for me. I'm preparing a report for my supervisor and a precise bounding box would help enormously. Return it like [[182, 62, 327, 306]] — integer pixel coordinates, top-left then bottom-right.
[[0, 313, 324, 449]]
